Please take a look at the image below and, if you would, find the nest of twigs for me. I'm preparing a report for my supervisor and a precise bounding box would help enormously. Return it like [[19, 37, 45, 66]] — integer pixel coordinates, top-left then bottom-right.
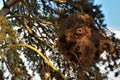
[[57, 13, 114, 69]]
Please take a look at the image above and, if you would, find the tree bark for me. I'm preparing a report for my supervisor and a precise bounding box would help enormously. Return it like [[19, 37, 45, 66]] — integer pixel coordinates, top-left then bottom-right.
[[0, 0, 20, 16]]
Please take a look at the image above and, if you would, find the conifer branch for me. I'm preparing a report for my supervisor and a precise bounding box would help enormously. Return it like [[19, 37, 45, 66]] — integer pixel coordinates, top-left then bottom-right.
[[17, 44, 66, 80]]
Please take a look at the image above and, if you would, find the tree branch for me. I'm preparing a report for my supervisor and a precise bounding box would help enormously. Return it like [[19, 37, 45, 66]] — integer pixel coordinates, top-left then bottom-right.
[[0, 0, 20, 16], [17, 44, 66, 80], [52, 0, 82, 11], [7, 12, 55, 50]]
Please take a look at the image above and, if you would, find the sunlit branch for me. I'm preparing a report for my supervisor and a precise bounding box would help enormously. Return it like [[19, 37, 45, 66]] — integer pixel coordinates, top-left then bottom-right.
[[23, 23, 55, 50], [7, 12, 56, 50], [17, 44, 66, 80]]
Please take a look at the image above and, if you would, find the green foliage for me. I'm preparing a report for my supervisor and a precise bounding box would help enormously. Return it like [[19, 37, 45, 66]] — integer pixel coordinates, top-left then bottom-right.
[[0, 17, 15, 43], [0, 17, 29, 80]]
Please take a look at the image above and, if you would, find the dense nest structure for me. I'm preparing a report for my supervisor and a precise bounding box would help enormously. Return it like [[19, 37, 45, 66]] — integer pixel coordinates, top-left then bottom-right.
[[57, 13, 114, 69]]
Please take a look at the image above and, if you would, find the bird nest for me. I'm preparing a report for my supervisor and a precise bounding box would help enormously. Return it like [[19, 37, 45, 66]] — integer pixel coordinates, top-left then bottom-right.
[[57, 13, 114, 68]]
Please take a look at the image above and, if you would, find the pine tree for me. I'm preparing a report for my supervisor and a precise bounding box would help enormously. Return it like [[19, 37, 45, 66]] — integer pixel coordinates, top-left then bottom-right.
[[0, 0, 120, 80]]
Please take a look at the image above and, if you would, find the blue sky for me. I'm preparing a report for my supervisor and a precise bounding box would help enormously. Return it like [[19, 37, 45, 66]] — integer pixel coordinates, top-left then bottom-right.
[[95, 0, 120, 30]]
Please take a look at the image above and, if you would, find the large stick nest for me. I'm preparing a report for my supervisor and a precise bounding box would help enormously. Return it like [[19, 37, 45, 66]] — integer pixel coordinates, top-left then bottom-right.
[[57, 13, 114, 68]]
